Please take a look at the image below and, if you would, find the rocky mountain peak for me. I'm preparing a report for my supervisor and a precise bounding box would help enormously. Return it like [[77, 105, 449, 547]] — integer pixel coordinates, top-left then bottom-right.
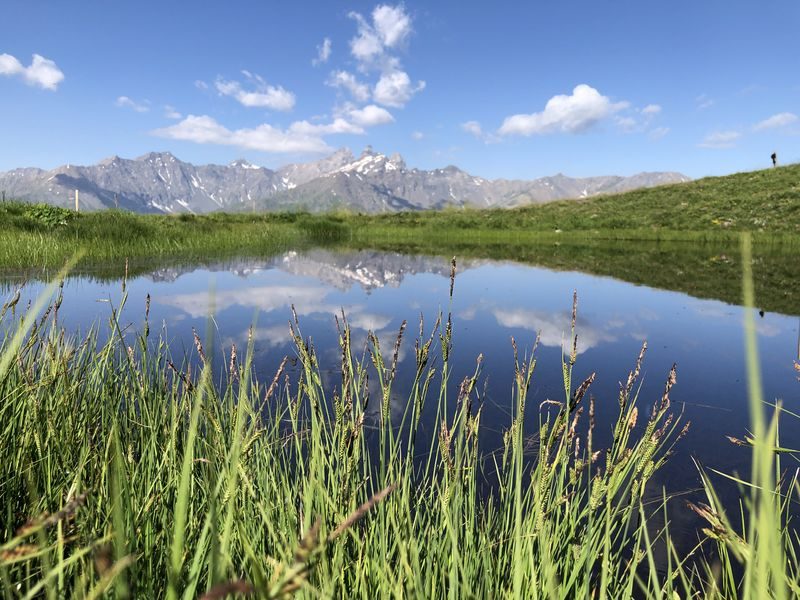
[[229, 159, 261, 170], [360, 145, 378, 158], [99, 155, 122, 166], [136, 151, 177, 163], [0, 148, 691, 215], [389, 153, 406, 170]]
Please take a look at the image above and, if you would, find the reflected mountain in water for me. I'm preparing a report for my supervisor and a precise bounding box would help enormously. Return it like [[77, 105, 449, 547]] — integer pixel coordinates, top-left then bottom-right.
[[1, 242, 798, 317], [139, 250, 480, 292]]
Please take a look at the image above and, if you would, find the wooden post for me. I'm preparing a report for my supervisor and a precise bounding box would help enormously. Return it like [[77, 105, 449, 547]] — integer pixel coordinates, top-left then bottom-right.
[[75, 189, 79, 212]]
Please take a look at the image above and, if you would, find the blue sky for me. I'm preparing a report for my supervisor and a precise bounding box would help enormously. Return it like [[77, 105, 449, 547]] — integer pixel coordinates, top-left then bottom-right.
[[1, 0, 798, 179]]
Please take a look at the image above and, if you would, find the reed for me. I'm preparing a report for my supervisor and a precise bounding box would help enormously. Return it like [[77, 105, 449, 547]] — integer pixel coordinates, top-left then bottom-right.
[[0, 254, 797, 598]]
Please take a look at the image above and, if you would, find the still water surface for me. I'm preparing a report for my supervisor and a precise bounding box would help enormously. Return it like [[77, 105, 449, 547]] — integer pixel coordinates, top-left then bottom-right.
[[3, 248, 799, 525]]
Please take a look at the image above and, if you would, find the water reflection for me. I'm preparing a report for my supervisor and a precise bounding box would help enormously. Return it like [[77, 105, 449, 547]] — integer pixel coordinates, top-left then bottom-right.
[[1, 249, 798, 523]]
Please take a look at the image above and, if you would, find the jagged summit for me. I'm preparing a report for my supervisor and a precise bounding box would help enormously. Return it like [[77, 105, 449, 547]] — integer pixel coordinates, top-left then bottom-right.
[[229, 159, 262, 170], [335, 148, 405, 176], [136, 151, 177, 162], [0, 149, 690, 214]]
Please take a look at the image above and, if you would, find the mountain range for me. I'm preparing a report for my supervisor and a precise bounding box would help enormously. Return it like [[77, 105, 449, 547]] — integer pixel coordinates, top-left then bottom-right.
[[0, 148, 690, 214]]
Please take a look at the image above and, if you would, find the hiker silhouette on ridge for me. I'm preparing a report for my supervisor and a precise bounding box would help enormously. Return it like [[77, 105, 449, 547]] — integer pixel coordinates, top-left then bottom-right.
[[771, 152, 777, 167]]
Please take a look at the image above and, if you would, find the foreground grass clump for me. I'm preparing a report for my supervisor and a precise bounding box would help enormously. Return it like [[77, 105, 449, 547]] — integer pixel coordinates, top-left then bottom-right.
[[0, 255, 798, 597]]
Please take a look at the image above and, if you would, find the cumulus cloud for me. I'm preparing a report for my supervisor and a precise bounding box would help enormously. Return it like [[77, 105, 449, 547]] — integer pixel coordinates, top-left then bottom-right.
[[288, 118, 364, 136], [372, 4, 412, 48], [753, 112, 798, 131], [115, 96, 150, 113], [312, 37, 332, 66], [349, 14, 383, 64], [373, 70, 425, 107], [498, 84, 629, 136], [698, 130, 741, 149], [343, 4, 424, 110], [215, 73, 295, 111], [0, 53, 64, 90], [152, 115, 334, 154], [327, 70, 371, 102], [348, 104, 394, 127], [461, 120, 483, 137], [194, 80, 209, 90], [349, 3, 412, 67], [152, 106, 382, 155], [641, 104, 662, 116]]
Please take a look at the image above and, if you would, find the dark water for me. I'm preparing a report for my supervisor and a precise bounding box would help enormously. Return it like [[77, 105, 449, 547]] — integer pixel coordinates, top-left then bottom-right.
[[2, 248, 799, 540]]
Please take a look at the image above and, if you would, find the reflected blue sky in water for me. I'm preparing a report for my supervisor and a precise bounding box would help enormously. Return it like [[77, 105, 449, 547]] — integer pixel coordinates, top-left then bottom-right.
[[3, 249, 798, 500]]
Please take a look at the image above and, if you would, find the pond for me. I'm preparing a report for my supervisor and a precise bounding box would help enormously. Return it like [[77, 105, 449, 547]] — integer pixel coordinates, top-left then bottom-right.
[[2, 246, 798, 544]]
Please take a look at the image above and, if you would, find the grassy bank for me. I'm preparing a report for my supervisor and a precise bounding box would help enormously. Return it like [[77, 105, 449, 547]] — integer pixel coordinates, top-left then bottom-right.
[[2, 163, 799, 315], [352, 162, 800, 236], [1, 253, 798, 597], [2, 163, 800, 269], [0, 203, 348, 270]]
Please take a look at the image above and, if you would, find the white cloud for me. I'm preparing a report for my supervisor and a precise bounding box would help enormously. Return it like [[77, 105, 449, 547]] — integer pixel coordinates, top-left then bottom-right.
[[753, 112, 798, 131], [615, 103, 662, 134], [348, 104, 394, 127], [499, 84, 628, 136], [312, 37, 332, 66], [641, 104, 662, 116], [372, 4, 412, 48], [373, 70, 425, 107], [194, 80, 209, 90], [461, 120, 483, 137], [343, 4, 424, 110], [349, 11, 384, 64], [649, 126, 670, 140], [614, 116, 638, 132], [347, 311, 393, 332], [289, 118, 364, 136], [159, 284, 338, 319], [0, 53, 64, 90], [327, 70, 371, 102], [215, 74, 295, 111], [0, 54, 22, 75], [411, 130, 424, 140], [115, 96, 150, 113], [491, 307, 615, 355], [349, 4, 412, 66], [696, 94, 714, 110], [152, 115, 334, 154], [163, 105, 182, 119], [698, 130, 741, 149]]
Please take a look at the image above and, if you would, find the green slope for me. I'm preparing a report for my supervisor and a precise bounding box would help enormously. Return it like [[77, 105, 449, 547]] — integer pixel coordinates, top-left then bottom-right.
[[353, 163, 800, 236]]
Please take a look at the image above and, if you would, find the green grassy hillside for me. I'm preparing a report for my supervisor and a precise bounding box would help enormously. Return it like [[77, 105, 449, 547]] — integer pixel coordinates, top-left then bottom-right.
[[354, 163, 800, 236]]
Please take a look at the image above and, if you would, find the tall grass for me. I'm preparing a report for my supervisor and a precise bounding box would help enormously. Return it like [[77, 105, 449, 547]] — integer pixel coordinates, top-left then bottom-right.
[[0, 203, 347, 269], [0, 252, 797, 597]]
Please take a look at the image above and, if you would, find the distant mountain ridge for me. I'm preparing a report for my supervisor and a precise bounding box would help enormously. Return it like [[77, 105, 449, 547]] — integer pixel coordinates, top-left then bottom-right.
[[0, 148, 690, 214]]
